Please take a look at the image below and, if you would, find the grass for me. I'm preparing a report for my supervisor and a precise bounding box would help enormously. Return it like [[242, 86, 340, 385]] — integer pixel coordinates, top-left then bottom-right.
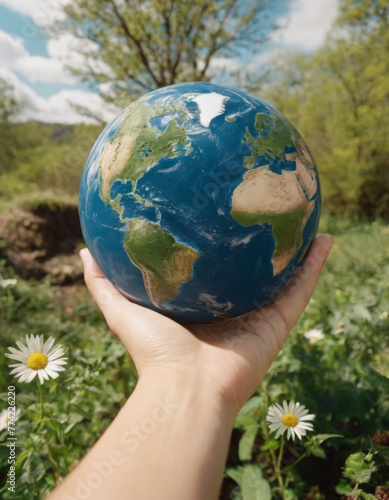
[[0, 214, 388, 499]]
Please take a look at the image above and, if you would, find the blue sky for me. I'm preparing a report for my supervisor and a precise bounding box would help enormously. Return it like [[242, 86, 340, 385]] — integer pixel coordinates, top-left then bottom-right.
[[0, 0, 339, 124]]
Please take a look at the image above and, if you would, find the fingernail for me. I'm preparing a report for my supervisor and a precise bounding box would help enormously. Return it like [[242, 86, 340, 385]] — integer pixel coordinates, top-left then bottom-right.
[[323, 234, 334, 253], [79, 248, 87, 264]]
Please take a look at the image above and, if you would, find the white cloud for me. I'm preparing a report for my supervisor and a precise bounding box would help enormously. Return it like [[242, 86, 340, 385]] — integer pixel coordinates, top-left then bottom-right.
[[0, 30, 28, 65], [0, 28, 118, 124], [271, 0, 339, 50], [0, 30, 77, 84], [0, 68, 117, 124], [14, 55, 76, 84], [0, 0, 67, 25], [46, 34, 110, 75]]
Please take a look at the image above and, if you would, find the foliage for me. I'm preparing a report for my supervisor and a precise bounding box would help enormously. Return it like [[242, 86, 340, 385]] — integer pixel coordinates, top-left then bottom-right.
[[259, 0, 389, 219], [223, 216, 389, 499], [0, 216, 388, 498], [0, 79, 22, 124], [0, 263, 137, 499], [0, 122, 102, 199], [51, 0, 276, 108]]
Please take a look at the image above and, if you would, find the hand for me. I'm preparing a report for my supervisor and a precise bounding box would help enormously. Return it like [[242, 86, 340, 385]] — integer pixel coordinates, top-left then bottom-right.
[[80, 234, 333, 413]]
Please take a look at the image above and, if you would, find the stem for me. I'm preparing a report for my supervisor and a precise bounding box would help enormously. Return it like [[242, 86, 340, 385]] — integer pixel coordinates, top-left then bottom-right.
[[35, 378, 62, 480], [282, 450, 309, 473], [277, 435, 286, 472], [351, 482, 360, 495], [36, 377, 44, 420], [275, 435, 286, 499], [263, 384, 285, 499]]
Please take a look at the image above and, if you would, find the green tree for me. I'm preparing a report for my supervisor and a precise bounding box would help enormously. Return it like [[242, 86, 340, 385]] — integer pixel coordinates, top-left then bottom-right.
[[0, 79, 23, 177], [52, 0, 275, 107], [0, 78, 22, 123], [259, 0, 389, 218]]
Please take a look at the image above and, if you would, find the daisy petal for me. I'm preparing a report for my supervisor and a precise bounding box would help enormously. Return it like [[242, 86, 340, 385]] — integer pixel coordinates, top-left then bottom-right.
[[43, 337, 55, 355]]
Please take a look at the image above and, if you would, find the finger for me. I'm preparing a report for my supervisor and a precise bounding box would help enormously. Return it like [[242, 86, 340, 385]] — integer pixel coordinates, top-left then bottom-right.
[[79, 248, 175, 352], [79, 248, 130, 315]]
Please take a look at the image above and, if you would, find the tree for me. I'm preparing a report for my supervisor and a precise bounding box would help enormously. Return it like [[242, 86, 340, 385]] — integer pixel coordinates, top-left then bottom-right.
[[52, 0, 276, 107], [258, 0, 389, 219], [0, 78, 22, 123], [0, 79, 24, 177]]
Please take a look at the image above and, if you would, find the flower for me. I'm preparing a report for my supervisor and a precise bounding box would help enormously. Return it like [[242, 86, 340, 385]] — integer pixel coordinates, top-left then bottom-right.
[[379, 311, 388, 320], [334, 322, 345, 335], [5, 334, 67, 385], [0, 408, 21, 431], [0, 279, 17, 288], [303, 328, 325, 344], [266, 401, 315, 440]]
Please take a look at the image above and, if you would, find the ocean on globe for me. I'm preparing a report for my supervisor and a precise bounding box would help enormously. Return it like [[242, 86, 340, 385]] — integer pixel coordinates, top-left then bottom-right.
[[79, 82, 321, 323]]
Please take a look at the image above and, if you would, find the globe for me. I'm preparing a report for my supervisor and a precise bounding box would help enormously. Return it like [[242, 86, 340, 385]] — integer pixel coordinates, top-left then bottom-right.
[[79, 82, 321, 323]]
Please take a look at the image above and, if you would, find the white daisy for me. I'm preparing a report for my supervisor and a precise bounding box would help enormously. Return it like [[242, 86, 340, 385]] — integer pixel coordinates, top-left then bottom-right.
[[0, 279, 17, 288], [0, 408, 21, 431], [5, 334, 67, 385], [303, 328, 325, 344], [266, 401, 315, 441]]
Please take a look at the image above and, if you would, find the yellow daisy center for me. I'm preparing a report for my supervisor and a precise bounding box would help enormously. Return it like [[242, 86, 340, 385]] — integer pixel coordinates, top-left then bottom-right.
[[282, 413, 298, 427], [27, 352, 48, 370]]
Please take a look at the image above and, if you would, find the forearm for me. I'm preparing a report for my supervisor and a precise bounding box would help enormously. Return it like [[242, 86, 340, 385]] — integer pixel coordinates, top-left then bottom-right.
[[48, 371, 237, 500]]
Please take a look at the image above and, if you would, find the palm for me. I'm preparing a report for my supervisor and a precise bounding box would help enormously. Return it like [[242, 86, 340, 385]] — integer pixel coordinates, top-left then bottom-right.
[[80, 235, 332, 410]]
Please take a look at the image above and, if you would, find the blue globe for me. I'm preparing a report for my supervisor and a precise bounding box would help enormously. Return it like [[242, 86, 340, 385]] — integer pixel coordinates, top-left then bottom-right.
[[79, 82, 321, 323]]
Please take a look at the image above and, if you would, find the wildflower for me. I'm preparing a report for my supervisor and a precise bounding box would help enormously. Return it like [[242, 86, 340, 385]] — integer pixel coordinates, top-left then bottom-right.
[[5, 334, 67, 385], [65, 306, 73, 314], [0, 279, 17, 288], [266, 401, 315, 440], [334, 322, 345, 335], [303, 328, 324, 344], [379, 311, 388, 320], [0, 408, 20, 431]]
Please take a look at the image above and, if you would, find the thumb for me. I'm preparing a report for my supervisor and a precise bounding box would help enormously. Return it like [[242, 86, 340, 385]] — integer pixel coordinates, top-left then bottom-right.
[[79, 248, 144, 339], [79, 248, 170, 354], [79, 248, 128, 313]]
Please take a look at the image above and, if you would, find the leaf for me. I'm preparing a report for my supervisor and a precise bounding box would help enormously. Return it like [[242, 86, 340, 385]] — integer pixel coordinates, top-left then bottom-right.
[[343, 452, 377, 484], [260, 438, 280, 452], [284, 489, 299, 500], [14, 449, 32, 470], [306, 434, 343, 451], [335, 479, 353, 495], [239, 424, 259, 461], [370, 353, 389, 378], [365, 367, 389, 392], [241, 465, 271, 500], [311, 447, 326, 459], [226, 467, 245, 487], [230, 486, 243, 500], [360, 492, 376, 500], [238, 397, 262, 417], [235, 397, 262, 427]]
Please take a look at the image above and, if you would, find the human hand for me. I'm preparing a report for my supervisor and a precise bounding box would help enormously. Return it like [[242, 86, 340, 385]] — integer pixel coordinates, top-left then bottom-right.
[[80, 234, 333, 414]]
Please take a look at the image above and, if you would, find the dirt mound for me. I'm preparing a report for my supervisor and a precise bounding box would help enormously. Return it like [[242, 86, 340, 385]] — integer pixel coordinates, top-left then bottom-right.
[[0, 200, 85, 284]]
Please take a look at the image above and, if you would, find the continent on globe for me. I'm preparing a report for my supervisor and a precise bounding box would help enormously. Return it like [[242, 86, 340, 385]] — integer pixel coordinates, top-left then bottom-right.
[[78, 81, 321, 323], [123, 218, 199, 308], [230, 165, 316, 275], [99, 95, 192, 203], [230, 111, 317, 275]]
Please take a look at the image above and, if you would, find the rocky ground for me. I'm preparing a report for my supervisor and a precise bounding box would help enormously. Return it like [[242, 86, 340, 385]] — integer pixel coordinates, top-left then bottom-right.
[[0, 200, 84, 285]]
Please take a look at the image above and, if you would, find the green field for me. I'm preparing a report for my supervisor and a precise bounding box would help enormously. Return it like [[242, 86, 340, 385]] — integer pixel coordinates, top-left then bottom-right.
[[0, 214, 388, 499]]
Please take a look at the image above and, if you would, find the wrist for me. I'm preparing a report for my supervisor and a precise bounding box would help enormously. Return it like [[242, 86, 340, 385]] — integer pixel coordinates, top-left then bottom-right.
[[136, 366, 239, 425]]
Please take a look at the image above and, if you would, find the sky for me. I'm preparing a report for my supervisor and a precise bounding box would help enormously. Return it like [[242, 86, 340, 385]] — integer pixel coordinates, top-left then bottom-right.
[[0, 0, 339, 124]]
